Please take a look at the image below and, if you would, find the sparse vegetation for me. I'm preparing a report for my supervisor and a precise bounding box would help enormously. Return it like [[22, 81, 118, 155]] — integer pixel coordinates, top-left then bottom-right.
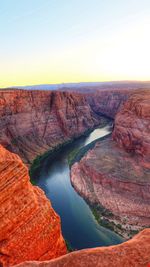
[[89, 202, 141, 239], [65, 239, 74, 252], [91, 204, 115, 232], [30, 117, 111, 181], [68, 133, 111, 167], [29, 141, 68, 180], [68, 147, 80, 166]]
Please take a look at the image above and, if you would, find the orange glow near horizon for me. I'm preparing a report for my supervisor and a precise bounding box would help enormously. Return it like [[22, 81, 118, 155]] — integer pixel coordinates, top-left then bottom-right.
[[0, 1, 150, 88]]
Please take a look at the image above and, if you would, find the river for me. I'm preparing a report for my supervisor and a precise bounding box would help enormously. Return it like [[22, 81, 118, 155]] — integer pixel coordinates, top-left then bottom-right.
[[35, 124, 123, 250]]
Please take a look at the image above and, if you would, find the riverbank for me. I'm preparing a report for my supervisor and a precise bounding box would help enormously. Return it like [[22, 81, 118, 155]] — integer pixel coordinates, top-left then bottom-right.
[[29, 116, 111, 181], [89, 201, 140, 239], [67, 129, 136, 239], [68, 136, 135, 239], [31, 121, 123, 249], [68, 133, 111, 167], [71, 165, 141, 240]]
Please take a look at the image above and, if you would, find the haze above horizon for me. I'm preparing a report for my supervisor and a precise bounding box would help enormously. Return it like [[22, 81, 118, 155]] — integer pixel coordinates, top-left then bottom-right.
[[0, 0, 150, 88]]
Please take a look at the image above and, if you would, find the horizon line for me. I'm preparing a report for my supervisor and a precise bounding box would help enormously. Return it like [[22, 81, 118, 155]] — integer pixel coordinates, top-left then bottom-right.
[[1, 79, 150, 89]]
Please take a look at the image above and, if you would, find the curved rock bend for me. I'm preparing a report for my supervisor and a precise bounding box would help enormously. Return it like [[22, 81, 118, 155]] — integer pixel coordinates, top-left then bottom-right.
[[0, 89, 135, 266], [0, 89, 149, 266], [14, 229, 150, 267], [0, 145, 67, 267], [0, 89, 137, 166], [71, 91, 150, 235]]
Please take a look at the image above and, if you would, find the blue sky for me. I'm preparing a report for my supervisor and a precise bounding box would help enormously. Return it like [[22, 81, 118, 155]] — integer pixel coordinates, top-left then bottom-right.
[[0, 0, 150, 87]]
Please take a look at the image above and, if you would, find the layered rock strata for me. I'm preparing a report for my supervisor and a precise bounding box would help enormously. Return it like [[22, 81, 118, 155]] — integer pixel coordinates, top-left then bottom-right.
[[113, 90, 150, 167], [0, 90, 100, 165], [86, 89, 134, 118], [14, 229, 150, 267], [71, 91, 150, 236], [0, 88, 149, 266], [0, 89, 136, 165], [0, 88, 135, 266], [0, 145, 67, 267]]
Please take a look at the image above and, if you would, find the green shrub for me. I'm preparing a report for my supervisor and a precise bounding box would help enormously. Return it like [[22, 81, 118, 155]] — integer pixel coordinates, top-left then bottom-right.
[[65, 239, 74, 252], [68, 133, 111, 167]]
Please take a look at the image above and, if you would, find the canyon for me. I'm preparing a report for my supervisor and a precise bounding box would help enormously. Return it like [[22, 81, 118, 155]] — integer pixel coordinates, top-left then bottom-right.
[[0, 88, 149, 266], [71, 90, 150, 237], [0, 90, 99, 165], [0, 88, 135, 165], [86, 88, 131, 118]]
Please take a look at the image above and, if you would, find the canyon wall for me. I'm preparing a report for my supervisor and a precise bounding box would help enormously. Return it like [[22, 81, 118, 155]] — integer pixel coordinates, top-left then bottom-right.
[[71, 90, 150, 235], [0, 89, 135, 165], [0, 88, 134, 266], [113, 90, 150, 167], [0, 90, 100, 165], [0, 145, 67, 267], [14, 229, 150, 267], [0, 88, 149, 266], [86, 89, 134, 118]]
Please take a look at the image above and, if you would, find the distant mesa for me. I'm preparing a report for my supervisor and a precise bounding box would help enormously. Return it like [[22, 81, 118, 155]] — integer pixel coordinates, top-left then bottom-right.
[[1, 80, 150, 92]]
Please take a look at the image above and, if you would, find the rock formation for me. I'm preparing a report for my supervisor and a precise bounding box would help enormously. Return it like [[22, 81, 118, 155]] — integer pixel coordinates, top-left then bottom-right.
[[13, 229, 150, 267], [113, 90, 150, 167], [0, 89, 135, 165], [0, 88, 135, 266], [71, 90, 150, 236], [0, 145, 67, 267], [0, 88, 149, 266], [86, 89, 134, 118], [0, 90, 100, 165]]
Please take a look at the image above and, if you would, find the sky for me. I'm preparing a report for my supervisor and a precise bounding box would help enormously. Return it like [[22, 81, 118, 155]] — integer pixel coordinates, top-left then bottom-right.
[[0, 0, 150, 88]]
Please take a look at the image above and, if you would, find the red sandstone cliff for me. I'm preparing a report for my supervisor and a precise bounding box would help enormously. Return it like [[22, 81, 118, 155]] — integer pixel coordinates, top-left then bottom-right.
[[0, 89, 136, 165], [86, 89, 134, 118], [0, 88, 149, 266], [0, 145, 67, 267], [113, 91, 150, 167], [0, 90, 100, 165], [13, 229, 150, 267], [0, 88, 134, 266], [71, 90, 150, 236]]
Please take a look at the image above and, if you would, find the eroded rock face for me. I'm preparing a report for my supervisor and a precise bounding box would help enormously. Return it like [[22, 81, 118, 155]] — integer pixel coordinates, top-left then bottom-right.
[[0, 89, 134, 266], [113, 91, 150, 167], [71, 138, 150, 229], [1, 89, 149, 266], [0, 90, 99, 164], [0, 88, 138, 166], [0, 89, 137, 166], [13, 229, 150, 267], [0, 145, 67, 267], [71, 90, 150, 234], [86, 89, 133, 118]]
